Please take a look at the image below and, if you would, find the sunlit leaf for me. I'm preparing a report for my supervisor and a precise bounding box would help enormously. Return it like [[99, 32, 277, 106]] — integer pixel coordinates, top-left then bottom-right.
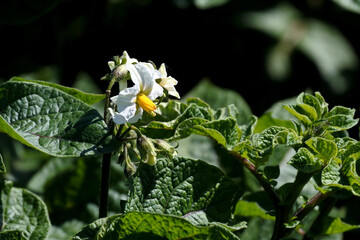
[[0, 80, 115, 157], [125, 157, 242, 223], [74, 211, 242, 240]]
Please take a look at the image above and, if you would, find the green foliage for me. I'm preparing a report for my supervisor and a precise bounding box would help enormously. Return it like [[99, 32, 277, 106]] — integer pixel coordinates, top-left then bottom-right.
[[1, 160, 50, 240], [10, 77, 105, 105], [0, 79, 115, 157], [73, 211, 243, 240], [2, 75, 360, 240], [125, 157, 242, 224]]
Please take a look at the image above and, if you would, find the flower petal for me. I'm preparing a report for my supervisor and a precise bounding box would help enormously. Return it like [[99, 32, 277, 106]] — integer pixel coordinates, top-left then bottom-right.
[[128, 108, 143, 123], [133, 63, 162, 94], [111, 85, 139, 123], [148, 81, 164, 100]]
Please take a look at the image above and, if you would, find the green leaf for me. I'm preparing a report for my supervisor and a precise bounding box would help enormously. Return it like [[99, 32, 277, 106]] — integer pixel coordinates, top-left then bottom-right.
[[0, 230, 26, 240], [0, 80, 115, 157], [184, 79, 252, 124], [305, 137, 338, 164], [234, 200, 275, 220], [139, 102, 212, 139], [125, 157, 242, 223], [0, 180, 50, 240], [343, 156, 360, 196], [283, 105, 312, 126], [321, 157, 341, 185], [297, 92, 324, 118], [255, 112, 294, 134], [174, 117, 240, 149], [73, 211, 241, 240], [10, 77, 105, 105], [322, 106, 359, 132], [320, 216, 359, 235], [289, 147, 323, 173]]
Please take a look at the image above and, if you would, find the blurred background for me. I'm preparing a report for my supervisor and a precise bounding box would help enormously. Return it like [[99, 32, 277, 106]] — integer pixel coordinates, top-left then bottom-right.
[[1, 0, 359, 126]]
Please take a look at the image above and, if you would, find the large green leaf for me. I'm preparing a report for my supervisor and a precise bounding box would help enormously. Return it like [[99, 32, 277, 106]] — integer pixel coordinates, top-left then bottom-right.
[[0, 180, 50, 240], [73, 211, 242, 240], [0, 80, 115, 157], [125, 157, 242, 223], [10, 77, 105, 105]]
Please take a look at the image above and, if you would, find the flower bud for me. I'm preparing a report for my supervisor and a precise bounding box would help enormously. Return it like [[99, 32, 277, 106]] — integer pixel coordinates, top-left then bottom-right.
[[113, 65, 128, 79], [152, 139, 177, 158], [137, 136, 157, 166]]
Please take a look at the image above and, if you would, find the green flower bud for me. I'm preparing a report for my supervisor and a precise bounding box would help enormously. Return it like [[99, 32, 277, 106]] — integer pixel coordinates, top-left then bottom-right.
[[121, 144, 137, 177], [137, 136, 157, 166], [152, 139, 177, 158]]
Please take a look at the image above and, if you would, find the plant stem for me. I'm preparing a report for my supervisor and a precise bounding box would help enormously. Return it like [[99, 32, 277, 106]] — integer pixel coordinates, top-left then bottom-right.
[[231, 152, 280, 207], [98, 78, 117, 218], [303, 194, 336, 239], [99, 151, 112, 218], [271, 171, 313, 240]]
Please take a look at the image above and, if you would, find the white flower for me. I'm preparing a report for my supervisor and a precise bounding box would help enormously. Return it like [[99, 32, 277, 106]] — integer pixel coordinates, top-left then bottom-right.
[[158, 63, 180, 99], [110, 62, 163, 124]]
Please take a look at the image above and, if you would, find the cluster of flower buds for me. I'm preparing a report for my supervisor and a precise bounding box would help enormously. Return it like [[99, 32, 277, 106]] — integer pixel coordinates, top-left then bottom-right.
[[118, 129, 177, 176], [105, 51, 180, 125]]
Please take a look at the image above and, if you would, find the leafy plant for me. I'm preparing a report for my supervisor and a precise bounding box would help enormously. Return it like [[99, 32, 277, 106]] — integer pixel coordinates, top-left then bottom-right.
[[1, 52, 360, 240]]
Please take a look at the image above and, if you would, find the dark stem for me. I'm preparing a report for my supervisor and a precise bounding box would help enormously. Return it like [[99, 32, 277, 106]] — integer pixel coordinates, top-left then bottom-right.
[[98, 79, 116, 218], [231, 151, 280, 207], [99, 152, 112, 218], [271, 171, 313, 240], [293, 191, 329, 220]]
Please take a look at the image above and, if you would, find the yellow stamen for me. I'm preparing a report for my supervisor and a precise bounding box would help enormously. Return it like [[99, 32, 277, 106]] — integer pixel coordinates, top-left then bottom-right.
[[136, 93, 157, 116]]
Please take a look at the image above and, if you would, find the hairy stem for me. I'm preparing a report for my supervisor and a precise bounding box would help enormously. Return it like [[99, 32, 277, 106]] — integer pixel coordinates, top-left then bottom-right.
[[231, 152, 280, 207], [99, 78, 116, 218], [271, 171, 313, 240]]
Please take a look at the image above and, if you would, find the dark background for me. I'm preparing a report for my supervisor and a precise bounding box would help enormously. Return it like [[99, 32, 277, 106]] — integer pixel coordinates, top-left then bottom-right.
[[1, 0, 359, 126]]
